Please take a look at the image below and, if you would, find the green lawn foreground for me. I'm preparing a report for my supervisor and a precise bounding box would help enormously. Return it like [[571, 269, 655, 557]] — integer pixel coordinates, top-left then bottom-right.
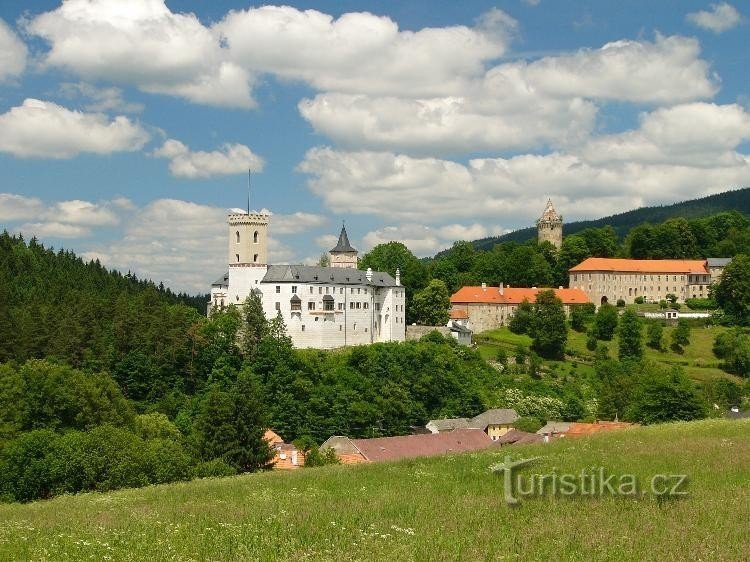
[[0, 419, 748, 561]]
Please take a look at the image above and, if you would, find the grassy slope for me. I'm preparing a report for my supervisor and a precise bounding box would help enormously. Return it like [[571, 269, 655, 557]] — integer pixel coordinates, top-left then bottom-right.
[[476, 325, 742, 385], [0, 420, 747, 561]]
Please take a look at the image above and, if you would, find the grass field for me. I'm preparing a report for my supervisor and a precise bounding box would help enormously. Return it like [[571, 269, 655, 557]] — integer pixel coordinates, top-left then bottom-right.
[[476, 324, 742, 385], [0, 419, 748, 561]]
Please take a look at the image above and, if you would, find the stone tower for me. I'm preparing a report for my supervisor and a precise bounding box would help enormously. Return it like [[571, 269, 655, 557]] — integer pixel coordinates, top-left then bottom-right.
[[228, 211, 270, 266], [537, 198, 562, 249], [329, 224, 358, 269]]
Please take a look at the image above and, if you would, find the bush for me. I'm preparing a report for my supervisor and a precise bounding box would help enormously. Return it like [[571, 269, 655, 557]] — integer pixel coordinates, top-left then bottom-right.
[[304, 445, 340, 468], [713, 328, 750, 377], [592, 304, 618, 341], [192, 459, 237, 478], [142, 438, 193, 484], [670, 302, 681, 310], [659, 300, 668, 310], [616, 299, 625, 308], [420, 330, 447, 344], [634, 296, 645, 305], [509, 299, 534, 334], [0, 430, 56, 502], [685, 298, 717, 310], [646, 321, 665, 351], [513, 416, 542, 433]]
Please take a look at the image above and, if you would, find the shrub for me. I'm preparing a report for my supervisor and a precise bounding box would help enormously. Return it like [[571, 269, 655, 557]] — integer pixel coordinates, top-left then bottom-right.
[[713, 328, 750, 377], [616, 299, 625, 308], [634, 296, 645, 305], [659, 300, 668, 310], [0, 430, 56, 502], [509, 299, 534, 334], [685, 298, 717, 310], [592, 304, 618, 341], [513, 416, 542, 433], [304, 446, 340, 468], [420, 330, 447, 344], [646, 321, 665, 351], [192, 459, 237, 478]]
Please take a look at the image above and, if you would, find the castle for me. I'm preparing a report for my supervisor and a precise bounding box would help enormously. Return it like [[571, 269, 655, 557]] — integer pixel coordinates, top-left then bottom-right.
[[537, 198, 562, 248], [208, 211, 406, 349]]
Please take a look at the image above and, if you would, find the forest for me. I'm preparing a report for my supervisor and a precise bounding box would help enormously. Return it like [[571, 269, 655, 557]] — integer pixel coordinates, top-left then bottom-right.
[[1, 204, 750, 502]]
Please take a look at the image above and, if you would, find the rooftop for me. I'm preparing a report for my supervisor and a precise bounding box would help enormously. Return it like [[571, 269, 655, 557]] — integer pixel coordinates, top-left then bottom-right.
[[470, 408, 519, 428], [707, 257, 732, 268], [330, 224, 357, 254], [349, 429, 495, 462], [262, 265, 397, 287], [450, 286, 589, 305], [538, 198, 562, 223], [570, 258, 708, 274]]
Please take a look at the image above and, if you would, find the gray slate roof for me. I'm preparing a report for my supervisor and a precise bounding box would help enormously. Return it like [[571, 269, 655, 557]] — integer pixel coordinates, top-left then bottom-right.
[[262, 265, 397, 287], [536, 421, 571, 435], [212, 273, 229, 287], [470, 408, 519, 428], [449, 321, 472, 334], [330, 225, 357, 253], [707, 257, 732, 267], [426, 418, 470, 432]]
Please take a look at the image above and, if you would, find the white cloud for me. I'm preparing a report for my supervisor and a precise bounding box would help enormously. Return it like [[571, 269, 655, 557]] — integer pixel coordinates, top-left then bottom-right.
[[19, 222, 92, 239], [59, 82, 144, 113], [0, 99, 149, 159], [271, 212, 328, 234], [0, 19, 27, 81], [299, 35, 715, 154], [49, 200, 120, 226], [687, 2, 742, 33], [216, 5, 512, 98], [315, 234, 338, 249], [0, 193, 45, 221], [25, 0, 254, 108], [153, 139, 264, 178], [361, 223, 501, 256]]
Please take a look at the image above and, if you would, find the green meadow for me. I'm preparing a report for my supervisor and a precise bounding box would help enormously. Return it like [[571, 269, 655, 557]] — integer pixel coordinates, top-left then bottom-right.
[[1, 419, 747, 561]]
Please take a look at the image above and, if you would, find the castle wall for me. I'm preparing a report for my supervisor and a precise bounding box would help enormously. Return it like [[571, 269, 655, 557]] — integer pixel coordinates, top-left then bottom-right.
[[569, 271, 712, 305]]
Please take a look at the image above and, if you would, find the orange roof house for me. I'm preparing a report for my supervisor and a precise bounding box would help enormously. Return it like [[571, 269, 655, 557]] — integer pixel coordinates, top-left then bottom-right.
[[569, 257, 714, 305], [537, 420, 636, 438], [449, 284, 589, 333], [264, 429, 305, 470]]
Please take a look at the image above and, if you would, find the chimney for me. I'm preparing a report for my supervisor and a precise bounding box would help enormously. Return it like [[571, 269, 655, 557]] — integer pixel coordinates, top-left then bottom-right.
[[395, 268, 401, 285], [499, 282, 504, 296], [532, 286, 537, 289], [366, 267, 373, 282], [481, 282, 487, 290], [559, 286, 563, 290]]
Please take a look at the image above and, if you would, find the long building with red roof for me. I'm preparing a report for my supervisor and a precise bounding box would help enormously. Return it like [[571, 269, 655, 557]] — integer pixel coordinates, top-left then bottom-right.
[[568, 257, 728, 306], [450, 284, 589, 333]]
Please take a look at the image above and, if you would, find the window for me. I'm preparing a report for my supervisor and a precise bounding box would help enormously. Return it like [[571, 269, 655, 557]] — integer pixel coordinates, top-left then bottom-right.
[[325, 286, 330, 294], [291, 300, 301, 311], [292, 286, 297, 294], [301, 325, 305, 331], [253, 254, 258, 262], [363, 302, 369, 309], [275, 302, 280, 311], [236, 231, 240, 243], [350, 302, 355, 309], [365, 328, 368, 332], [253, 231, 259, 243], [356, 302, 361, 309], [338, 303, 344, 311], [353, 323, 357, 331], [324, 300, 334, 311], [357, 288, 361, 294], [308, 302, 315, 311], [314, 316, 319, 322], [339, 325, 342, 331], [310, 287, 314, 294], [275, 285, 281, 293], [236, 254, 240, 263], [318, 287, 322, 295], [339, 287, 344, 294]]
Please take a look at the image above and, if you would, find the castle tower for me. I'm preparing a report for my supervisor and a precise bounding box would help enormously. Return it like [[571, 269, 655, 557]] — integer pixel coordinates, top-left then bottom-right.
[[228, 211, 270, 266], [329, 224, 358, 269], [537, 198, 563, 249]]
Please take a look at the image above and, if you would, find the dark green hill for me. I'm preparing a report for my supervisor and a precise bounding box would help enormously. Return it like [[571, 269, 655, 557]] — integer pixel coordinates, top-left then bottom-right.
[[467, 187, 750, 252]]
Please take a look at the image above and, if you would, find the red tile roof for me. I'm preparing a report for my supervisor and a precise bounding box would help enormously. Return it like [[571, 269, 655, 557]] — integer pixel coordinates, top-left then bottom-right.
[[564, 421, 636, 436], [264, 429, 284, 445], [569, 258, 708, 274], [450, 286, 589, 305], [350, 429, 494, 462]]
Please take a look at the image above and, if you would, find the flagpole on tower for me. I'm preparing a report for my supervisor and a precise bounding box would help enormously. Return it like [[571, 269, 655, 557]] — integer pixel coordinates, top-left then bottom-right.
[[247, 168, 251, 215]]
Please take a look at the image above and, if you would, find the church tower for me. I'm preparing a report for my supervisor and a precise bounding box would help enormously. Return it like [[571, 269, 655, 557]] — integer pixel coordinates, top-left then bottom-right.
[[228, 211, 269, 266], [537, 199, 563, 249], [329, 224, 358, 269]]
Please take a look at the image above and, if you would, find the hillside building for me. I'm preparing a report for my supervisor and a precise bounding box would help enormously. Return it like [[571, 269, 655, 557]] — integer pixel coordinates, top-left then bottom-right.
[[568, 257, 731, 305], [537, 198, 563, 249], [209, 211, 406, 349], [449, 284, 590, 333]]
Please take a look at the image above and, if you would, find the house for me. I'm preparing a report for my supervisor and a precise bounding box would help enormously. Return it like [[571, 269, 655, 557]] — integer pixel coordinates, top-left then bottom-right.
[[426, 408, 519, 441], [209, 212, 406, 349], [448, 320, 473, 346], [450, 284, 589, 333], [264, 429, 305, 470], [537, 420, 635, 439], [494, 429, 544, 446], [569, 257, 732, 306], [321, 429, 495, 464], [469, 408, 520, 440]]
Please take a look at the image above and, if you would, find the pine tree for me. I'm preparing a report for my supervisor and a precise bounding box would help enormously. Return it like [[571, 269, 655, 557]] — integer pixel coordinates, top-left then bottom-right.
[[646, 321, 665, 351], [228, 368, 273, 471], [241, 292, 268, 361]]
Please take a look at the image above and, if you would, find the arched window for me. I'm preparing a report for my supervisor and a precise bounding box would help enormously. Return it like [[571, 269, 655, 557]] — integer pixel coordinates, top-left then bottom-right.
[[236, 231, 240, 244], [253, 253, 259, 262], [253, 231, 259, 243]]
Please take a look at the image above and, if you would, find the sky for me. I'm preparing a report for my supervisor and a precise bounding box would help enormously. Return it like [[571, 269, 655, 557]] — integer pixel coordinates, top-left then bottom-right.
[[0, 1, 749, 294]]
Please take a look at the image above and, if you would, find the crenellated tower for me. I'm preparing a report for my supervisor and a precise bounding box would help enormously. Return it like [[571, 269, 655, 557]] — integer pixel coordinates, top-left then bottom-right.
[[228, 211, 270, 266]]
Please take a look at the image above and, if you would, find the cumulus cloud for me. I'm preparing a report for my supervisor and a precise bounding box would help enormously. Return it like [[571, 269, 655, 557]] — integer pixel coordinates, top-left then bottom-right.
[[18, 222, 92, 239], [0, 19, 27, 81], [216, 5, 512, 97], [0, 99, 149, 159], [0, 193, 45, 221], [362, 223, 502, 256], [299, 35, 716, 153], [50, 200, 120, 226], [687, 2, 742, 33], [271, 212, 328, 234], [58, 82, 144, 113], [153, 139, 264, 178], [24, 0, 255, 108]]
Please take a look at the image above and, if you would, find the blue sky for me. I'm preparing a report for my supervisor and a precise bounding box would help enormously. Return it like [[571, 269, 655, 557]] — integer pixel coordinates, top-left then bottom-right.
[[0, 1, 749, 293]]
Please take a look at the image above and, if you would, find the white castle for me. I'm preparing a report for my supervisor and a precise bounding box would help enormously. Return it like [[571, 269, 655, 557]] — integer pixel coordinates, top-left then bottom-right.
[[208, 211, 406, 349]]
